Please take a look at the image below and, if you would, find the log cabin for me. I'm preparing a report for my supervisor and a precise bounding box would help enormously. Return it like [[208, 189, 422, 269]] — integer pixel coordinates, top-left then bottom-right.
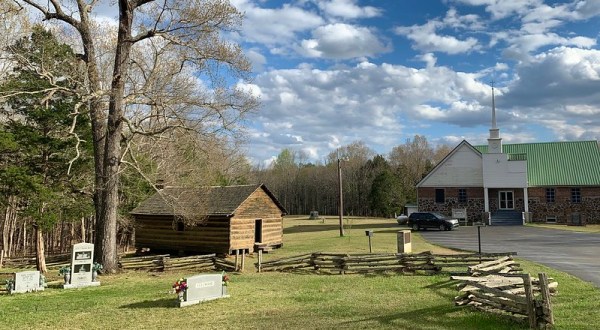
[[130, 184, 287, 254]]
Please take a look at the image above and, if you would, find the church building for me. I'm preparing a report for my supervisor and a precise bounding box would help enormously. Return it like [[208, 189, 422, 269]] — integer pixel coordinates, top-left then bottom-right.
[[416, 88, 600, 225]]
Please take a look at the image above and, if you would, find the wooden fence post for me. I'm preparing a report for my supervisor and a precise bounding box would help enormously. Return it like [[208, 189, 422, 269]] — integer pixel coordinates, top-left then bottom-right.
[[523, 274, 537, 329], [162, 256, 170, 271], [0, 250, 4, 269], [258, 249, 262, 273], [240, 250, 245, 273], [538, 272, 554, 328]]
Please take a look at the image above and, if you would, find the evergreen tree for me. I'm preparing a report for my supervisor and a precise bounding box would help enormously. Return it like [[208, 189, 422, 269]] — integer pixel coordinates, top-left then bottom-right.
[[0, 26, 93, 272]]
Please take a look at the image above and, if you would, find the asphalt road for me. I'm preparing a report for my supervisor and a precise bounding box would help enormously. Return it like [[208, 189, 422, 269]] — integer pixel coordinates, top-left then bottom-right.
[[419, 225, 600, 288]]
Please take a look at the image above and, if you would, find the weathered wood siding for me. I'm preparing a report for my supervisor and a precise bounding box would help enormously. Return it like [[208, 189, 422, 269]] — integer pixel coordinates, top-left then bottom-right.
[[230, 188, 283, 251], [135, 215, 231, 254]]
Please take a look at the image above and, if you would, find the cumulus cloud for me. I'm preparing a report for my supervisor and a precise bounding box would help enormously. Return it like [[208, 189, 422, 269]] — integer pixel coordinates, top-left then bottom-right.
[[452, 0, 543, 20], [316, 0, 382, 19], [245, 61, 502, 163], [503, 47, 600, 106], [297, 23, 391, 59], [231, 0, 323, 45], [395, 19, 480, 55]]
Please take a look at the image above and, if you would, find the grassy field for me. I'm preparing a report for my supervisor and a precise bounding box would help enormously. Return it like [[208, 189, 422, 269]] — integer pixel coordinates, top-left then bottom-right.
[[1, 216, 599, 329], [526, 223, 600, 233]]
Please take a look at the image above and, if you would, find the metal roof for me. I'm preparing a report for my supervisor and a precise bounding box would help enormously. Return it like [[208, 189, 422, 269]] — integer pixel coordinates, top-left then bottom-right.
[[475, 141, 600, 186]]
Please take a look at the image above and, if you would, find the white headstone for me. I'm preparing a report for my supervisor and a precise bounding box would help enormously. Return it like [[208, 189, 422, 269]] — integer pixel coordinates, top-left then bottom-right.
[[179, 273, 229, 307], [12, 271, 44, 294], [64, 242, 100, 289]]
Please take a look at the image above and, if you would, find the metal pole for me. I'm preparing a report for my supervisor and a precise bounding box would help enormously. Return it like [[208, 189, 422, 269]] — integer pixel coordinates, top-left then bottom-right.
[[477, 225, 482, 263], [368, 236, 372, 253], [337, 158, 345, 237]]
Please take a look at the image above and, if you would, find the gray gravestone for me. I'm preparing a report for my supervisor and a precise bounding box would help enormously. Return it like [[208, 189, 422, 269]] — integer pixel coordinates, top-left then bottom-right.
[[64, 242, 100, 289], [11, 271, 44, 294], [179, 273, 229, 307]]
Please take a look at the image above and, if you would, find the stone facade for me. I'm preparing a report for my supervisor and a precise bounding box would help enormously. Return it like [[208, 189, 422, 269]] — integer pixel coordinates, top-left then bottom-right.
[[418, 187, 485, 223], [418, 186, 600, 225], [528, 187, 600, 225]]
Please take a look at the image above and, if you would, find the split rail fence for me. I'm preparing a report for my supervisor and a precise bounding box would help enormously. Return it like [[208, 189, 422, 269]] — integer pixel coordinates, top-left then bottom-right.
[[255, 251, 519, 274], [2, 253, 237, 273], [453, 272, 556, 329], [117, 254, 236, 272]]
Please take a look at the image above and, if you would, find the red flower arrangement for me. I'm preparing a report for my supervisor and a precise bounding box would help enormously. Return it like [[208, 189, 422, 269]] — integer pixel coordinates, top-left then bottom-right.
[[222, 273, 230, 286], [172, 278, 188, 293]]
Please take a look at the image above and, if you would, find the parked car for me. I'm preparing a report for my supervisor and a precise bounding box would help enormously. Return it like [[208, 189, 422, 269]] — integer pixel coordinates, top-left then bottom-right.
[[408, 212, 459, 231], [396, 214, 409, 225]]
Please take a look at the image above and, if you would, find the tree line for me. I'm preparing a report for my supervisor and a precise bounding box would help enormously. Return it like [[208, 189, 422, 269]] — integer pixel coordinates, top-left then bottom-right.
[[254, 138, 451, 218]]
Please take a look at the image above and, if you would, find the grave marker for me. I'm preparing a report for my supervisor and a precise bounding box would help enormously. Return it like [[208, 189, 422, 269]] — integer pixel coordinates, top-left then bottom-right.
[[11, 271, 44, 294], [64, 242, 100, 289], [179, 273, 229, 307]]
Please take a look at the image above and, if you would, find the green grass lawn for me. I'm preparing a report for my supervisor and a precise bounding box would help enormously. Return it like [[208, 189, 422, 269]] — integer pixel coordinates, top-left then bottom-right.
[[526, 223, 600, 233], [1, 216, 599, 329]]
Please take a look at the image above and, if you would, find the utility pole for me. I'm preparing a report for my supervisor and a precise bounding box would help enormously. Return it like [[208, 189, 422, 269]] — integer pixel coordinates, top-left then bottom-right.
[[337, 158, 345, 237]]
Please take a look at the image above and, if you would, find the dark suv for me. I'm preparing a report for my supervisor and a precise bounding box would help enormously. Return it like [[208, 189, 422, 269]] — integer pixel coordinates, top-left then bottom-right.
[[408, 212, 459, 231]]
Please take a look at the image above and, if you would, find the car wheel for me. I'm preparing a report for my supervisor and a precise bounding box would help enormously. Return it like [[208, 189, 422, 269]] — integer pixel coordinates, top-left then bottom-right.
[[412, 224, 419, 231], [439, 224, 445, 231]]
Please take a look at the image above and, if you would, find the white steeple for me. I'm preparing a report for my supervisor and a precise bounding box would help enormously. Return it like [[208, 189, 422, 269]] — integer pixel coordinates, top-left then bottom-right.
[[487, 82, 502, 153]]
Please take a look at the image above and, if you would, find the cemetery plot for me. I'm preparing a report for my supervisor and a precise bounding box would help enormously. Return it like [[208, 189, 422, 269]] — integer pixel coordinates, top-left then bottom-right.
[[64, 243, 100, 289], [178, 273, 230, 308], [8, 271, 45, 294]]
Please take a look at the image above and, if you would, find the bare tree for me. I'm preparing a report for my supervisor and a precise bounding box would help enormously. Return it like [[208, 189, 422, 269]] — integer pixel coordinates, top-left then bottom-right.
[[9, 0, 257, 271]]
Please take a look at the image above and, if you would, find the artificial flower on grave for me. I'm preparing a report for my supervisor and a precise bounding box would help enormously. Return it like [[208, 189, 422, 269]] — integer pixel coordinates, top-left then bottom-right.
[[222, 273, 230, 286], [93, 262, 103, 272], [58, 266, 71, 276], [5, 279, 14, 291], [172, 278, 188, 293]]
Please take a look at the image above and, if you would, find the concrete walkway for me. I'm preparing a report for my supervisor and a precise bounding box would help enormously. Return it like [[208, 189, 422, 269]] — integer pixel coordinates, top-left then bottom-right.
[[419, 225, 600, 288]]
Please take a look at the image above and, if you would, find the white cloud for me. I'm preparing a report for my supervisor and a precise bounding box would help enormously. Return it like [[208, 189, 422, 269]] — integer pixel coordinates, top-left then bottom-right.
[[395, 20, 479, 55], [316, 0, 382, 19], [418, 53, 437, 68], [246, 61, 500, 163], [504, 47, 600, 106], [452, 0, 543, 20], [246, 48, 267, 72], [297, 23, 391, 59], [231, 0, 324, 45], [502, 33, 596, 60]]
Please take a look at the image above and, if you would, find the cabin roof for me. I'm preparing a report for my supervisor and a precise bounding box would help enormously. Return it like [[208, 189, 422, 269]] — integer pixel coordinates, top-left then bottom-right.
[[130, 183, 287, 216]]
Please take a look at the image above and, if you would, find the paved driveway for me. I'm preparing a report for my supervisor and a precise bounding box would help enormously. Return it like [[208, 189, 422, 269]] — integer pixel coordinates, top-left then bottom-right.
[[419, 226, 600, 288]]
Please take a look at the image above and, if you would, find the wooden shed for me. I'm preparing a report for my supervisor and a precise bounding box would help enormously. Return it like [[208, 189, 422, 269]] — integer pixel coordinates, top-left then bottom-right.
[[130, 184, 287, 254]]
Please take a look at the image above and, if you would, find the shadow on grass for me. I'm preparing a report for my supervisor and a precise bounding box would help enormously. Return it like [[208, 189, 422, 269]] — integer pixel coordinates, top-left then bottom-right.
[[344, 305, 526, 330], [120, 298, 177, 309], [284, 223, 399, 234]]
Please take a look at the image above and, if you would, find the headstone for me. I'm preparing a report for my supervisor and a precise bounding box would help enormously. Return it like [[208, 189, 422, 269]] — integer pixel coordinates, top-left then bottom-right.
[[64, 242, 100, 289], [11, 271, 44, 294], [308, 211, 319, 220], [179, 273, 229, 307]]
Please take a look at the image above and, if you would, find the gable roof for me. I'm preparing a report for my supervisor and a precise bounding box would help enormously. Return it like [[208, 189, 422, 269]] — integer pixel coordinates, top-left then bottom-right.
[[417, 140, 482, 187], [130, 184, 287, 216], [474, 140, 600, 186]]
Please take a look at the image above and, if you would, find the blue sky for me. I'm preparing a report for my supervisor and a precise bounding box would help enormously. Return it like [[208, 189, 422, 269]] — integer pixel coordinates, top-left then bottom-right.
[[24, 0, 599, 166], [225, 0, 600, 165]]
